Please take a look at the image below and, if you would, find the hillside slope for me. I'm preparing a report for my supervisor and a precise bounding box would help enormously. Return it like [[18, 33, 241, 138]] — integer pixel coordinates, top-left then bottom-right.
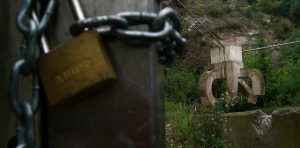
[[164, 1, 300, 146], [166, 0, 297, 67]]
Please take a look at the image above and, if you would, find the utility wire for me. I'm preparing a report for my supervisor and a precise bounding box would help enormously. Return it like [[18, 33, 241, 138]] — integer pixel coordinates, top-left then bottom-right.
[[243, 40, 300, 52], [162, 1, 221, 48], [175, 0, 225, 49]]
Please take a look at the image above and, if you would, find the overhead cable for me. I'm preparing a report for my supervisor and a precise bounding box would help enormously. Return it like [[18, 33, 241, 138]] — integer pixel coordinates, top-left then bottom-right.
[[243, 40, 300, 52]]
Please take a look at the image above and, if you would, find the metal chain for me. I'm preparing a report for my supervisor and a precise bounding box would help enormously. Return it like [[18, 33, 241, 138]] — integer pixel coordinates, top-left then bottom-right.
[[17, 0, 56, 34], [16, 0, 56, 75], [70, 7, 187, 64], [9, 0, 56, 147], [9, 5, 182, 147]]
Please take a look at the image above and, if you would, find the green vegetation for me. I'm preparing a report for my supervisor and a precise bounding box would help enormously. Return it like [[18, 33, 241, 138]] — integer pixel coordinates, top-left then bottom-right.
[[273, 17, 294, 39], [164, 65, 228, 147], [165, 0, 300, 147], [276, 29, 300, 105], [243, 28, 300, 107], [164, 67, 198, 104], [208, 7, 223, 17], [165, 99, 226, 147]]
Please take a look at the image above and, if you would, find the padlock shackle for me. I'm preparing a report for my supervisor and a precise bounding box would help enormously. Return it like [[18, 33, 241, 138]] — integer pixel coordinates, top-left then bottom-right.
[[40, 34, 50, 54], [68, 0, 86, 20], [32, 11, 50, 54]]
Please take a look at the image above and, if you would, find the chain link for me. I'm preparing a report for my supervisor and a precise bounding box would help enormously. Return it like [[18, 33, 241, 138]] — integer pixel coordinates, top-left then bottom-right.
[[12, 102, 36, 148], [69, 7, 187, 64], [117, 12, 157, 25], [70, 15, 128, 36], [152, 7, 180, 31], [17, 0, 56, 34], [9, 0, 56, 147], [19, 20, 38, 75], [116, 22, 173, 40], [9, 59, 40, 116], [17, 0, 56, 75]]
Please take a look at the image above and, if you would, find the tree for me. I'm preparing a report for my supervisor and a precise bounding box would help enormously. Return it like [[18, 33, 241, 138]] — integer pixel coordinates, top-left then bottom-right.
[[290, 0, 300, 24]]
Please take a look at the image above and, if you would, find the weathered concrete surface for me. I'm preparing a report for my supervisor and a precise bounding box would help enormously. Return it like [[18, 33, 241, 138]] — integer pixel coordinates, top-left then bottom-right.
[[224, 107, 300, 148], [272, 107, 300, 148], [199, 46, 265, 106], [225, 110, 272, 148], [210, 46, 243, 64]]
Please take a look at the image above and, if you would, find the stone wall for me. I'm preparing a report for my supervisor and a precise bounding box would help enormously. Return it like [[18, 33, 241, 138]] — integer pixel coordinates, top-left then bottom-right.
[[224, 107, 300, 148]]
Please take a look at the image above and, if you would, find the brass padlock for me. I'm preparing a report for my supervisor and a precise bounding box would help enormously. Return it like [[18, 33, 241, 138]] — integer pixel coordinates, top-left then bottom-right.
[[36, 0, 116, 106]]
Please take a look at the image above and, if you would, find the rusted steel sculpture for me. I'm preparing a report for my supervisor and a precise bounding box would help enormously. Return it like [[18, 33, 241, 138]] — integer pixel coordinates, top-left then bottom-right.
[[198, 46, 265, 107]]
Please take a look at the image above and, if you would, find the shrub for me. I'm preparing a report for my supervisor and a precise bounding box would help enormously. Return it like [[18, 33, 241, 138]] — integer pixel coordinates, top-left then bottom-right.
[[164, 67, 198, 104], [240, 5, 255, 18], [272, 0, 291, 17], [275, 60, 300, 105], [280, 29, 300, 61], [249, 35, 266, 49], [208, 7, 223, 17], [190, 109, 226, 147], [189, 1, 205, 15], [224, 19, 242, 30], [272, 17, 293, 40], [212, 80, 226, 99], [241, 29, 300, 107], [276, 28, 300, 105], [165, 101, 191, 147], [243, 49, 278, 107], [269, 0, 299, 24], [246, 0, 256, 4], [214, 95, 257, 113], [223, 5, 232, 14], [165, 101, 226, 147], [289, 0, 300, 24], [256, 0, 275, 14]]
